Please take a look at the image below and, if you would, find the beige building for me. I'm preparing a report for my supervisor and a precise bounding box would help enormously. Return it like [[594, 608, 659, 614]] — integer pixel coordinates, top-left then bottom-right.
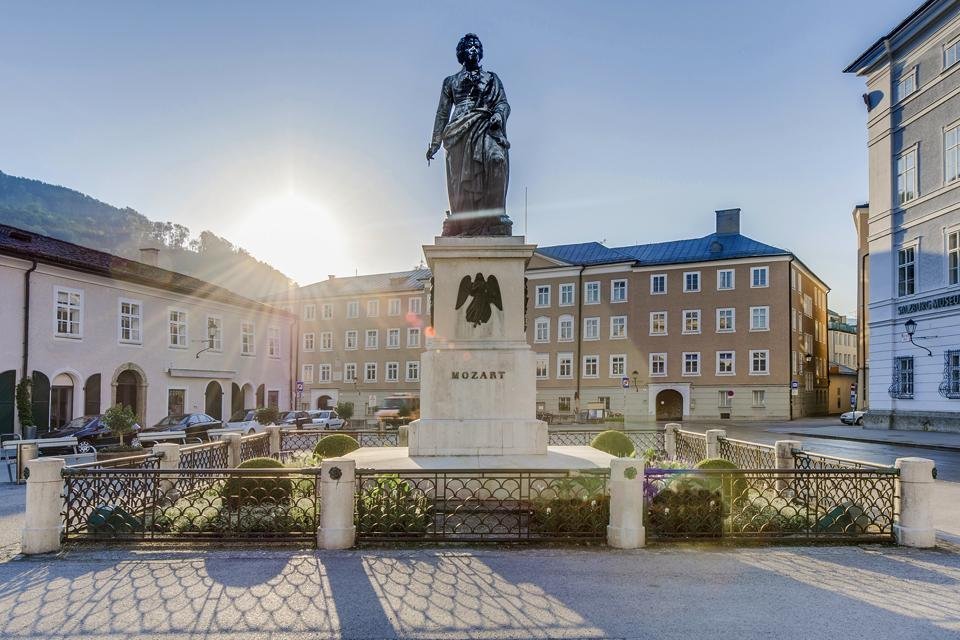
[[274, 209, 829, 423], [828, 310, 858, 370]]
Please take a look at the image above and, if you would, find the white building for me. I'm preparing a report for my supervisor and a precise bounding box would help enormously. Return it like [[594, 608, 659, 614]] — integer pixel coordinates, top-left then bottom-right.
[[0, 224, 295, 436], [846, 0, 960, 431]]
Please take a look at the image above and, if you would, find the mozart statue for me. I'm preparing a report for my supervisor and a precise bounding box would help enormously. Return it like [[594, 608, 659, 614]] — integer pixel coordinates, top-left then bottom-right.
[[427, 33, 513, 236]]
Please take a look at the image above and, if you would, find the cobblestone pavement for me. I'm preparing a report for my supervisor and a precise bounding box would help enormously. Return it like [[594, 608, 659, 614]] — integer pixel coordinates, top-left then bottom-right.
[[0, 483, 25, 559], [0, 545, 958, 639]]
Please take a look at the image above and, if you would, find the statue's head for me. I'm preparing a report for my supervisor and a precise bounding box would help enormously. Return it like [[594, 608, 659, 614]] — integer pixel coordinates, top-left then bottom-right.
[[456, 33, 483, 66]]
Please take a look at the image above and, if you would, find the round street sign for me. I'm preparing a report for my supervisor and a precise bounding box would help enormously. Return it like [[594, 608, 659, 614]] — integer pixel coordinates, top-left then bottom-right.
[[621, 377, 630, 389], [791, 380, 799, 389]]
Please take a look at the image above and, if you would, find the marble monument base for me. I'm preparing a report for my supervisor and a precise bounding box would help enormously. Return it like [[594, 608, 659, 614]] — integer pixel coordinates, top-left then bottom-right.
[[408, 418, 547, 456], [344, 445, 614, 471]]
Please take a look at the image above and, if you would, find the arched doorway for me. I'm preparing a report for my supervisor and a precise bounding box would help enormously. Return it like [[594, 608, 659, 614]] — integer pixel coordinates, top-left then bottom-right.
[[231, 382, 243, 419], [655, 389, 683, 421], [84, 374, 101, 416], [0, 370, 15, 437], [242, 383, 255, 409], [205, 381, 223, 420], [316, 395, 332, 410], [111, 364, 147, 424], [50, 373, 75, 429], [256, 384, 265, 408]]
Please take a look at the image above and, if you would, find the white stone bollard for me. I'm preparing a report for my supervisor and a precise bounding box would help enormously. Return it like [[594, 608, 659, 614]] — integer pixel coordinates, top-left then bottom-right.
[[222, 432, 242, 468], [153, 443, 181, 500], [705, 429, 726, 459], [774, 440, 801, 492], [18, 443, 38, 483], [894, 457, 936, 548], [21, 457, 65, 555], [319, 458, 356, 549], [607, 458, 646, 549], [266, 425, 282, 458], [664, 423, 680, 460], [397, 425, 409, 447]]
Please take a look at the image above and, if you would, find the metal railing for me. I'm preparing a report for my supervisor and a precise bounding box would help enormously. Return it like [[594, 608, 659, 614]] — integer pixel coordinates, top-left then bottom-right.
[[547, 429, 666, 458], [675, 430, 707, 465], [718, 437, 776, 469], [792, 450, 891, 471], [240, 433, 270, 461], [643, 467, 898, 542], [179, 441, 229, 470], [355, 468, 609, 543], [66, 452, 163, 471]]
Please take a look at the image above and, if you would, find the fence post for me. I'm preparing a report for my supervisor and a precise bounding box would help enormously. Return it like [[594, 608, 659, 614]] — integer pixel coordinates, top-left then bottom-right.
[[774, 440, 801, 492], [222, 433, 242, 468], [607, 458, 645, 549], [894, 457, 936, 548], [21, 457, 65, 555], [397, 425, 409, 447], [18, 443, 38, 483], [266, 426, 282, 458], [319, 458, 356, 549], [705, 429, 725, 459], [664, 423, 680, 460], [153, 443, 181, 500]]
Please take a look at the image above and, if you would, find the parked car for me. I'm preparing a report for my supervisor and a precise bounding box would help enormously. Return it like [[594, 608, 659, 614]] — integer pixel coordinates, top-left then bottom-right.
[[227, 408, 262, 434], [840, 410, 866, 425], [138, 413, 223, 441], [41, 415, 142, 453], [279, 410, 313, 426], [307, 409, 345, 430]]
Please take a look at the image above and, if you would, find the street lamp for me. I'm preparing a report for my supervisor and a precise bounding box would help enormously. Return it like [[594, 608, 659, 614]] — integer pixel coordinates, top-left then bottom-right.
[[631, 370, 639, 392], [904, 318, 933, 356]]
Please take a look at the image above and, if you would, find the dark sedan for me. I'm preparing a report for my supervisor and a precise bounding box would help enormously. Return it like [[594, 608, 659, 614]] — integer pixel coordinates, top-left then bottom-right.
[[41, 415, 142, 453], [138, 413, 223, 441]]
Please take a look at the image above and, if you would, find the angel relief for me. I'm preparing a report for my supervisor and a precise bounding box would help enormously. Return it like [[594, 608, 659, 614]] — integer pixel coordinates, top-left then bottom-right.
[[455, 272, 503, 327]]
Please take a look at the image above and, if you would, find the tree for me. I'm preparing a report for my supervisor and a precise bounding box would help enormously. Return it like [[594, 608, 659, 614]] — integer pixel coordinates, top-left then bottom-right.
[[15, 378, 33, 430], [103, 404, 138, 447], [336, 401, 354, 423]]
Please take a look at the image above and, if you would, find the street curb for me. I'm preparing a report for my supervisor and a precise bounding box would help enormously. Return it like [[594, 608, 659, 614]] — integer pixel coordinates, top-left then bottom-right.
[[783, 431, 960, 453]]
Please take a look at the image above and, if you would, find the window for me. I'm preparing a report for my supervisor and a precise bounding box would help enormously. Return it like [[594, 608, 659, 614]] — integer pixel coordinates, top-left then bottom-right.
[[534, 317, 550, 343], [650, 274, 666, 294], [535, 285, 551, 307], [320, 331, 333, 351], [385, 362, 399, 382], [347, 301, 360, 318], [649, 353, 666, 376], [387, 328, 400, 348], [611, 279, 627, 303], [303, 332, 315, 352], [55, 288, 82, 337], [750, 306, 769, 331], [558, 315, 574, 342], [752, 390, 766, 407], [406, 361, 420, 382], [557, 353, 573, 379], [344, 363, 357, 382], [536, 354, 549, 379], [649, 311, 667, 335], [322, 303, 333, 319], [388, 298, 401, 316], [118, 299, 142, 344], [304, 304, 316, 321], [609, 354, 626, 377], [584, 281, 600, 304], [267, 390, 279, 409], [750, 349, 769, 375], [683, 271, 700, 292], [365, 329, 379, 350], [302, 364, 315, 383], [890, 356, 914, 399], [896, 66, 917, 102], [558, 396, 571, 413], [897, 149, 918, 204], [267, 327, 280, 358], [584, 317, 600, 340], [683, 352, 700, 376], [169, 310, 187, 348], [717, 351, 735, 375], [409, 297, 422, 315], [682, 309, 701, 335], [944, 350, 960, 398], [206, 316, 222, 352], [898, 246, 916, 296], [950, 231, 960, 285], [364, 362, 377, 383], [598, 396, 611, 410], [803, 294, 813, 317], [559, 283, 575, 306], [167, 389, 186, 416], [610, 315, 627, 339], [946, 38, 960, 69], [751, 266, 769, 288], [345, 330, 358, 350], [319, 364, 331, 383], [583, 355, 599, 378], [717, 308, 735, 333], [718, 391, 732, 408], [717, 269, 735, 290], [407, 327, 421, 348], [367, 299, 379, 317], [947, 124, 960, 184], [241, 321, 255, 355]]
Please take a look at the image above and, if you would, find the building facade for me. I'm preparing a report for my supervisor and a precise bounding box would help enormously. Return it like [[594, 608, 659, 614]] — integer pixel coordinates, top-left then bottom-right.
[[846, 0, 960, 431], [853, 203, 871, 411], [828, 310, 859, 370], [0, 225, 295, 437]]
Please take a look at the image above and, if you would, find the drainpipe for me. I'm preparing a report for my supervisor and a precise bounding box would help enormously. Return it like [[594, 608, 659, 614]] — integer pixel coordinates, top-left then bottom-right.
[[575, 266, 585, 416], [788, 259, 794, 421], [22, 260, 38, 380]]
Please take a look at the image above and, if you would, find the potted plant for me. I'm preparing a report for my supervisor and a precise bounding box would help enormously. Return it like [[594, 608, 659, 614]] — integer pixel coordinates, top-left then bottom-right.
[[98, 404, 143, 459], [15, 378, 36, 439], [335, 401, 354, 429]]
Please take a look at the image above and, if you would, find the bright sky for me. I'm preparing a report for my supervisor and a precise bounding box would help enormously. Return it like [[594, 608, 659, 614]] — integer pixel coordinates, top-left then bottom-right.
[[0, 1, 920, 315]]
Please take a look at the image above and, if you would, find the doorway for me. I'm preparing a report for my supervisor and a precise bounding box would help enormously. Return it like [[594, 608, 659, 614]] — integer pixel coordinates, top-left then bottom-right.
[[205, 381, 223, 420], [50, 373, 75, 429], [655, 389, 683, 421]]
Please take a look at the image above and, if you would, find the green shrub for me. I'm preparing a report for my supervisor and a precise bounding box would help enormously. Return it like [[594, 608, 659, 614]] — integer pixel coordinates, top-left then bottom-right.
[[733, 501, 809, 534], [647, 485, 722, 537], [530, 475, 609, 536], [103, 404, 138, 446], [335, 401, 354, 422], [357, 475, 433, 534], [255, 406, 280, 425], [221, 457, 291, 507], [15, 378, 33, 429], [589, 430, 635, 457], [313, 434, 360, 459]]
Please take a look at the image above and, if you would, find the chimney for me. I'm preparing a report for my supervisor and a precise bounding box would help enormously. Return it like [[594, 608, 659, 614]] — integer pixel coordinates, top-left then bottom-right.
[[139, 246, 160, 267], [715, 208, 740, 235]]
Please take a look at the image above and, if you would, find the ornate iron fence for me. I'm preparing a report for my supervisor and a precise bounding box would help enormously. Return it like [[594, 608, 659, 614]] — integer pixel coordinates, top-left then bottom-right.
[[547, 430, 667, 458], [240, 433, 270, 461], [792, 450, 890, 471], [355, 468, 609, 543], [61, 467, 319, 542], [357, 432, 399, 447], [718, 437, 776, 468], [280, 429, 400, 459], [675, 430, 707, 465], [644, 467, 897, 541], [179, 441, 229, 470]]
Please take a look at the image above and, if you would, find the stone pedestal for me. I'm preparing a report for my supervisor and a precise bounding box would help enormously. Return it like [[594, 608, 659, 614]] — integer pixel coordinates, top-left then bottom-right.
[[408, 235, 547, 456]]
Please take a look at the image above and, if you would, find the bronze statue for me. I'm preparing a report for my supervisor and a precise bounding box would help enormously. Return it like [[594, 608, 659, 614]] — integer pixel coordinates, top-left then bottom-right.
[[428, 33, 513, 236]]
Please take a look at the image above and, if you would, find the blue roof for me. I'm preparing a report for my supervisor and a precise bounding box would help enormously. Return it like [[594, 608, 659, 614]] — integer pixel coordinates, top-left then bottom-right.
[[537, 233, 789, 268]]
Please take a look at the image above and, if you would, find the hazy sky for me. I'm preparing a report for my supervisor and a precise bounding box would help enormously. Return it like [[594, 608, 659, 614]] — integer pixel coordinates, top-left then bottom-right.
[[0, 1, 919, 315]]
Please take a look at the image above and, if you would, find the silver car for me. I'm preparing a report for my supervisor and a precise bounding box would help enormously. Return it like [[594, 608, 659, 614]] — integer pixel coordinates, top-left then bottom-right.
[[840, 410, 865, 425], [308, 409, 345, 430]]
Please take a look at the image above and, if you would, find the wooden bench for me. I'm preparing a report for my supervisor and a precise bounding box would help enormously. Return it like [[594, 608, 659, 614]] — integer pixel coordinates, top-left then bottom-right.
[[3, 437, 79, 483]]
